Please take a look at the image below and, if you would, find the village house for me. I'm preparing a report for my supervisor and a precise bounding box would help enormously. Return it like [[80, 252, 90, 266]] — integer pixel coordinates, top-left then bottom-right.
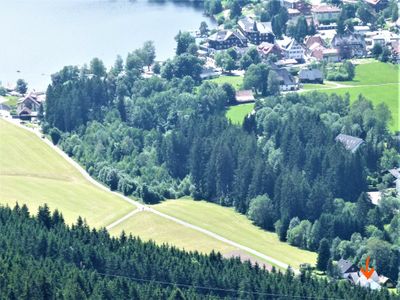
[[331, 32, 367, 58], [335, 134, 364, 153], [16, 92, 44, 120], [269, 62, 298, 91], [257, 42, 283, 59], [298, 68, 324, 83], [207, 30, 247, 50], [311, 5, 341, 23], [237, 17, 275, 45], [337, 258, 383, 290], [276, 37, 304, 61]]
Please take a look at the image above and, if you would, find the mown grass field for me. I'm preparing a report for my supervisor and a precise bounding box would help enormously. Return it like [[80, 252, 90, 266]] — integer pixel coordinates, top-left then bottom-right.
[[226, 103, 254, 124], [209, 75, 243, 90], [305, 61, 399, 132], [153, 199, 317, 269], [109, 211, 237, 255], [0, 119, 133, 227], [0, 120, 278, 267]]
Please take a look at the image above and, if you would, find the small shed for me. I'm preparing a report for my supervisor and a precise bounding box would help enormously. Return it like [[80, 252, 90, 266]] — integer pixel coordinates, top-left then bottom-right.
[[235, 90, 255, 103]]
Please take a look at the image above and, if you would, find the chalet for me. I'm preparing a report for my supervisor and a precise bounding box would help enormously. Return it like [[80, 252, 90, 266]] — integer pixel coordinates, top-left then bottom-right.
[[335, 134, 364, 153], [235, 90, 255, 103], [305, 35, 325, 50], [276, 37, 304, 61], [311, 5, 341, 23], [269, 63, 298, 91], [16, 93, 44, 120], [238, 17, 274, 45], [298, 68, 323, 83], [338, 258, 359, 279], [331, 33, 367, 58], [257, 42, 283, 59], [388, 168, 400, 195], [207, 30, 247, 50]]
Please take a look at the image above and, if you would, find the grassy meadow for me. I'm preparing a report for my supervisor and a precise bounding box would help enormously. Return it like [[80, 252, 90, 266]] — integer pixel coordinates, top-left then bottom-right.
[[0, 119, 134, 227], [153, 199, 317, 269], [226, 103, 254, 124], [208, 75, 243, 90]]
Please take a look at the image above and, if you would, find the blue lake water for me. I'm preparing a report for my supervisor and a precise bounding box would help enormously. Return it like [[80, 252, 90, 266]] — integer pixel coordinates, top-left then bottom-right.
[[0, 0, 213, 90]]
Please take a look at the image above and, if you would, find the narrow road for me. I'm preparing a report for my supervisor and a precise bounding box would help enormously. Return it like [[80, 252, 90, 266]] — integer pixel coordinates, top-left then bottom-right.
[[1, 117, 297, 272]]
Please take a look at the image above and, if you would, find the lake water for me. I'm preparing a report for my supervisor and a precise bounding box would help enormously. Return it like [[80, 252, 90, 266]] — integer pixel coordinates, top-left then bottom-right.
[[0, 0, 213, 90]]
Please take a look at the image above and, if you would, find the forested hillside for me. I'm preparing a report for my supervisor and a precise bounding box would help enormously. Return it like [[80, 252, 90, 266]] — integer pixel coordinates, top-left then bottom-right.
[[0, 204, 397, 299], [43, 42, 400, 284]]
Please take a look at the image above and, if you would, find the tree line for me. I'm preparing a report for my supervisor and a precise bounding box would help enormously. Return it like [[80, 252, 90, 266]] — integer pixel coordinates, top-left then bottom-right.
[[0, 203, 397, 299]]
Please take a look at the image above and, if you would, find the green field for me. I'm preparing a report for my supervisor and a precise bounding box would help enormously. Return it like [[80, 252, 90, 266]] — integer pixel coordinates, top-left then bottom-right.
[[153, 199, 317, 269], [109, 211, 236, 255], [0, 119, 133, 227], [208, 75, 243, 90], [226, 103, 254, 124], [304, 61, 399, 132], [0, 120, 278, 266]]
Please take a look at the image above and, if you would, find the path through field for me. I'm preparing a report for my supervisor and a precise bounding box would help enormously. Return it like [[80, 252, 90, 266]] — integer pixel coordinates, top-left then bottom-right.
[[1, 117, 296, 272]]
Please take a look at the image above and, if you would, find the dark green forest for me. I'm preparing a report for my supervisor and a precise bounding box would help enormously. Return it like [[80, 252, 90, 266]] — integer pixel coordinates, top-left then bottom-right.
[[0, 203, 398, 299], [42, 41, 400, 284]]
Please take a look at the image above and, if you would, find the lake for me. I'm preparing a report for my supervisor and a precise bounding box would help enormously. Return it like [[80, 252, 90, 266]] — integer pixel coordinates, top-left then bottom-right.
[[0, 0, 213, 90]]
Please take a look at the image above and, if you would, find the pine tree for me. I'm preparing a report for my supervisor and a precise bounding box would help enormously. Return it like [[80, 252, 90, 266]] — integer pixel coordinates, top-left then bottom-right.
[[317, 238, 330, 271]]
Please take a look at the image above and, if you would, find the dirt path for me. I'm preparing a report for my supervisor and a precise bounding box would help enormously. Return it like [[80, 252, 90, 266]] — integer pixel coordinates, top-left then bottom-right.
[[1, 117, 297, 273]]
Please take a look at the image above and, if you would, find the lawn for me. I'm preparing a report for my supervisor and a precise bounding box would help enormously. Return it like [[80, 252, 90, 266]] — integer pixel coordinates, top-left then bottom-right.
[[341, 61, 399, 86], [304, 61, 399, 132], [109, 211, 237, 255], [153, 199, 317, 269], [226, 103, 254, 125], [2, 96, 18, 108], [208, 75, 243, 90], [0, 119, 133, 227]]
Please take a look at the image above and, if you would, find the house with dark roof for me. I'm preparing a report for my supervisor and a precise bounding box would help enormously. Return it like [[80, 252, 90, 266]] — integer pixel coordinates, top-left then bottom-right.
[[238, 17, 275, 45], [207, 30, 247, 50], [335, 134, 364, 153], [338, 258, 359, 277], [16, 93, 43, 120], [299, 68, 324, 83], [332, 33, 367, 59], [269, 63, 298, 91]]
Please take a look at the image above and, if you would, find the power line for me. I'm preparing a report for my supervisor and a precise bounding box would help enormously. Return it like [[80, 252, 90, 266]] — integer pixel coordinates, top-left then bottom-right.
[[96, 271, 346, 300]]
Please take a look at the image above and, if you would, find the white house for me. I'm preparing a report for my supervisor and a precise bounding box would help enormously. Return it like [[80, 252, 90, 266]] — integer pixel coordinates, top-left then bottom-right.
[[276, 37, 304, 60]]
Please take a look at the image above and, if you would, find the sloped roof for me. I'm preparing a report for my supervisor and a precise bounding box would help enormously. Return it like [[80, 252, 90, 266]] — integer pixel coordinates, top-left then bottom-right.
[[338, 258, 357, 274], [311, 4, 341, 13], [235, 90, 255, 103], [335, 134, 364, 153], [389, 168, 400, 179], [299, 69, 323, 80], [209, 30, 241, 42]]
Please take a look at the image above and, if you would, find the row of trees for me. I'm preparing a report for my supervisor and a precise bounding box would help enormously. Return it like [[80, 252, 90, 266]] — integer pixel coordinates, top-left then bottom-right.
[[1, 203, 397, 299]]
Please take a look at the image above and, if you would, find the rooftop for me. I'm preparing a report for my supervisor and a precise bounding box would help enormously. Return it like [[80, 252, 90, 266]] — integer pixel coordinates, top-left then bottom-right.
[[335, 134, 364, 153]]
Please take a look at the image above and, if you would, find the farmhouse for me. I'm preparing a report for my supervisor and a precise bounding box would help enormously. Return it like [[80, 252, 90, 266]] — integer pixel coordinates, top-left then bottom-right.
[[338, 258, 359, 279], [238, 17, 275, 45], [207, 30, 247, 50], [335, 134, 364, 153], [298, 68, 323, 83], [269, 63, 298, 91]]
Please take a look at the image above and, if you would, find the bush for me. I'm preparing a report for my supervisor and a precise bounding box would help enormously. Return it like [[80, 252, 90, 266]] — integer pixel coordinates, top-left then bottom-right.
[[50, 128, 62, 145]]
